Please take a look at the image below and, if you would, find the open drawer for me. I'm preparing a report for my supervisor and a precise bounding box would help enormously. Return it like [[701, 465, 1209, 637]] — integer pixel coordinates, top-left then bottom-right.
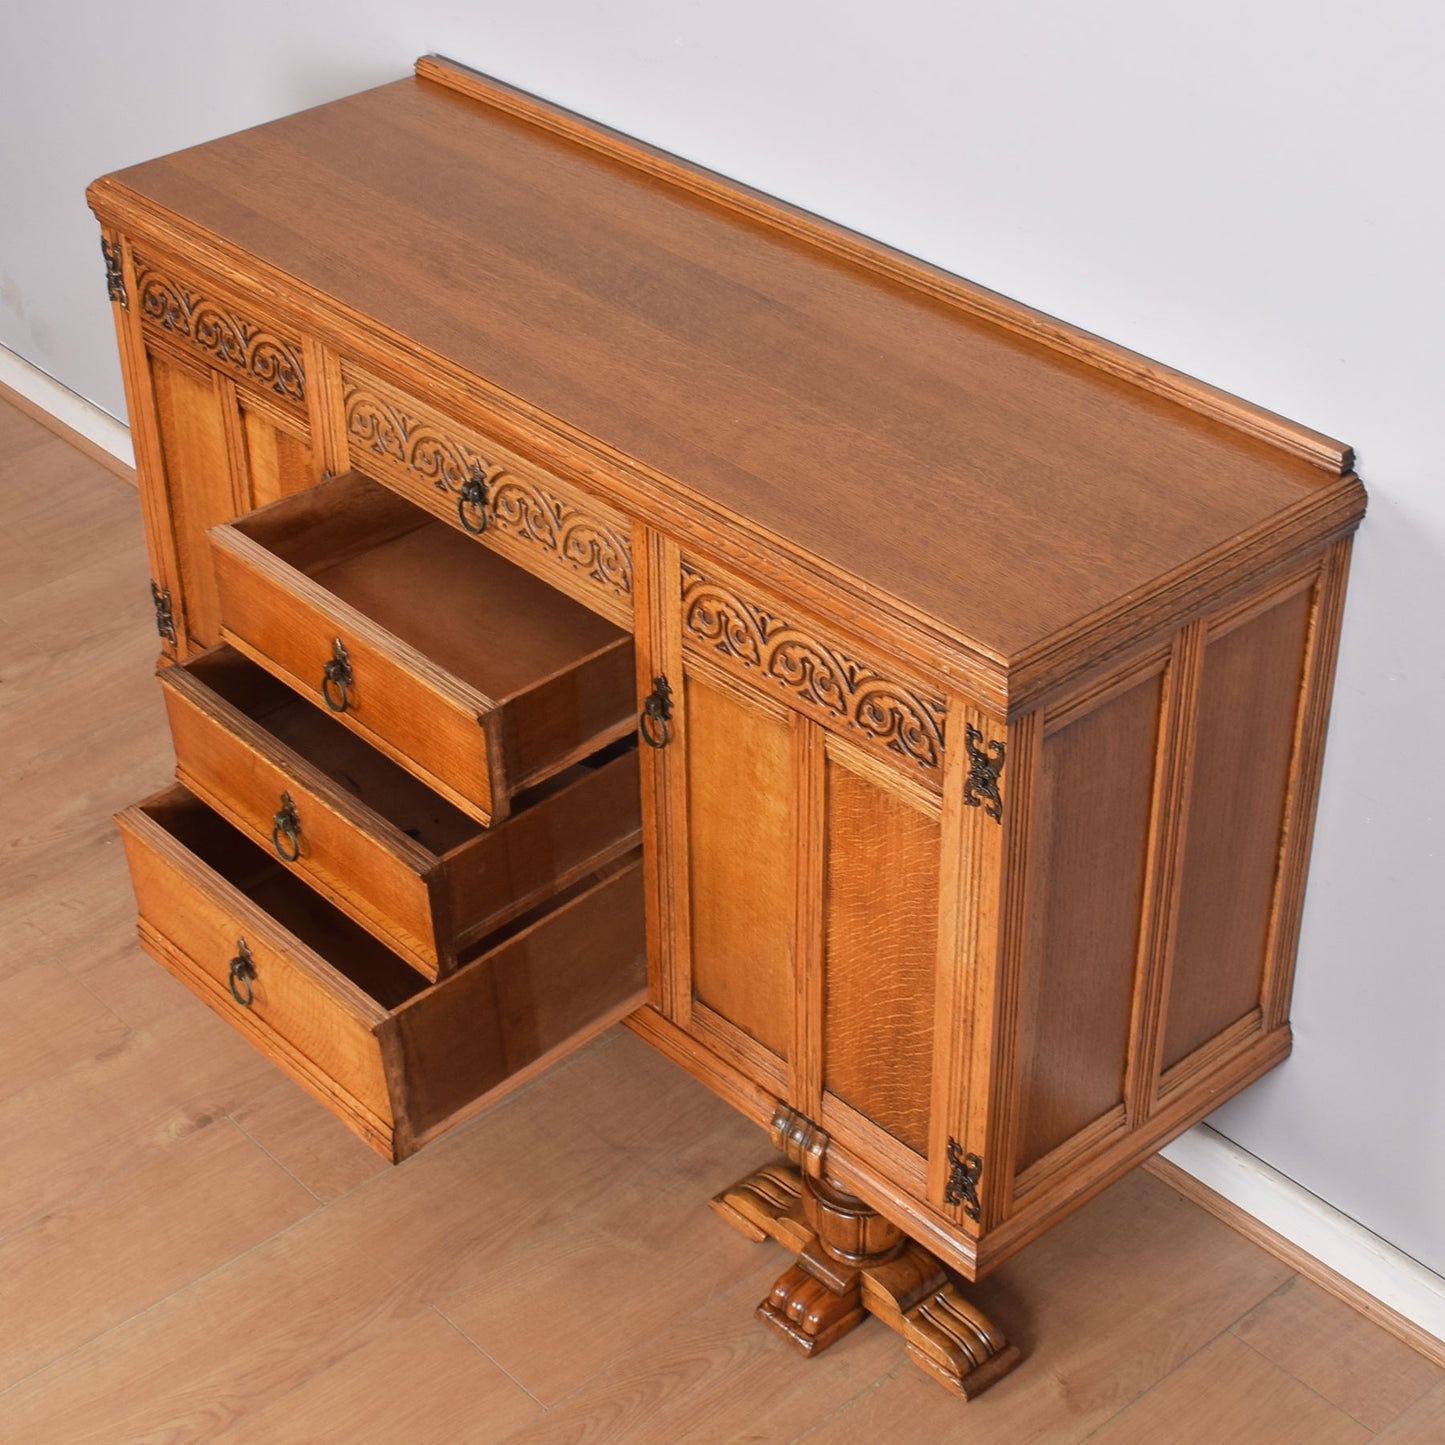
[[161, 646, 642, 981], [208, 470, 637, 825], [117, 785, 646, 1161]]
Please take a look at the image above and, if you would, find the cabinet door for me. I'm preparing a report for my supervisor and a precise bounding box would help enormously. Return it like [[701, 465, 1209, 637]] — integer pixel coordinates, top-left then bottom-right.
[[648, 553, 952, 1188], [112, 244, 317, 655]]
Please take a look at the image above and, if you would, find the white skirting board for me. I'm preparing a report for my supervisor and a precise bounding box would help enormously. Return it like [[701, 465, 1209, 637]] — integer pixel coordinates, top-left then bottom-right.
[[5, 337, 1442, 1357], [0, 344, 134, 469], [1160, 1125, 1445, 1352]]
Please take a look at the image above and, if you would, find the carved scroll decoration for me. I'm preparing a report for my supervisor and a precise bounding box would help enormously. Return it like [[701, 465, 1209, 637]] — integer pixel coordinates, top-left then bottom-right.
[[344, 382, 633, 599], [131, 256, 306, 406], [681, 564, 946, 775], [345, 385, 488, 494], [489, 477, 632, 597]]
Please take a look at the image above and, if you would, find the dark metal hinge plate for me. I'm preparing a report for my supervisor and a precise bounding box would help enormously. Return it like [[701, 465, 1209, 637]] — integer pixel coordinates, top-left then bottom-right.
[[150, 581, 176, 646], [101, 238, 127, 309]]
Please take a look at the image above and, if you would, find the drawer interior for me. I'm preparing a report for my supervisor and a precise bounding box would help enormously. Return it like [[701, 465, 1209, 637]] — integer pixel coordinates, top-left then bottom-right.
[[182, 647, 480, 855], [232, 472, 630, 702], [143, 789, 427, 1010]]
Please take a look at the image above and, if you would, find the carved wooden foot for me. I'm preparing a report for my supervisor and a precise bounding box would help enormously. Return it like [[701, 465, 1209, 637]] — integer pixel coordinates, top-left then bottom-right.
[[758, 1263, 866, 1354], [712, 1155, 1019, 1398]]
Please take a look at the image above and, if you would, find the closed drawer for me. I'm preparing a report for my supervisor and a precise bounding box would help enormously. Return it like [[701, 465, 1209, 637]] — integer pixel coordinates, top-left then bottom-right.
[[117, 785, 647, 1161], [161, 645, 642, 981], [208, 470, 637, 825]]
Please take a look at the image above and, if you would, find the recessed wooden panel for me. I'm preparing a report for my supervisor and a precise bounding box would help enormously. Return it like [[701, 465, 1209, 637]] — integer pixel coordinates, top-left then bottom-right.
[[148, 350, 235, 646], [822, 758, 939, 1156], [1016, 672, 1163, 1173], [1163, 589, 1313, 1071], [242, 403, 313, 508], [685, 671, 794, 1062]]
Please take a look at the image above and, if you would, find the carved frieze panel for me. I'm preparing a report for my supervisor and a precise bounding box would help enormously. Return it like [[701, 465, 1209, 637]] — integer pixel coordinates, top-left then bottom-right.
[[342, 374, 633, 608], [132, 255, 306, 408], [681, 562, 947, 779]]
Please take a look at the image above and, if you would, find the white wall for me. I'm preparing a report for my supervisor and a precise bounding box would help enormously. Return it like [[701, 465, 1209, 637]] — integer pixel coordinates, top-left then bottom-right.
[[4, 3, 1441, 1275]]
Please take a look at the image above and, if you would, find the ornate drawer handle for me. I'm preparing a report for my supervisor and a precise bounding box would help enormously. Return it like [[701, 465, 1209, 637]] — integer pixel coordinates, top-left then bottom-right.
[[228, 939, 257, 1007], [321, 638, 353, 712], [271, 790, 302, 861], [639, 675, 674, 749], [457, 465, 489, 534]]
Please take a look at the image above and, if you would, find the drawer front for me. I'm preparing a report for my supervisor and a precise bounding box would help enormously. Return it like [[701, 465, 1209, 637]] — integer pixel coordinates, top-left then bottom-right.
[[117, 791, 399, 1150], [341, 362, 634, 626], [159, 657, 446, 979], [117, 786, 647, 1164], [161, 650, 645, 979], [209, 523, 503, 825]]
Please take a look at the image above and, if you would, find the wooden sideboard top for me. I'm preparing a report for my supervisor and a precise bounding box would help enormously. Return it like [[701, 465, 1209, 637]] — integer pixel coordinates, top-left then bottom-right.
[[90, 56, 1364, 667]]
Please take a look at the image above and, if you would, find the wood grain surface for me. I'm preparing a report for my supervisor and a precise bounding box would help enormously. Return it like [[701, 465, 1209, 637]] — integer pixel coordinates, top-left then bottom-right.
[[93, 70, 1363, 660]]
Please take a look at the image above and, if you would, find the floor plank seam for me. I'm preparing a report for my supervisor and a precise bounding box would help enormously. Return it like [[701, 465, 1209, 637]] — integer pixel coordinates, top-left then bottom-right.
[[787, 1367, 897, 1443], [1072, 1296, 1284, 1445], [1228, 1326, 1395, 1436], [428, 1301, 548, 1411], [0, 1132, 330, 1396], [225, 1108, 330, 1206]]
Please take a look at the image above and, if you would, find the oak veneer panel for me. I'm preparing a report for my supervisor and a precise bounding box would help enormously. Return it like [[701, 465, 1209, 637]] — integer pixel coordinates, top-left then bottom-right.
[[147, 348, 235, 647], [240, 400, 313, 509], [1015, 673, 1162, 1172], [822, 759, 938, 1156], [1163, 588, 1313, 1071], [685, 673, 794, 1062], [102, 74, 1347, 658]]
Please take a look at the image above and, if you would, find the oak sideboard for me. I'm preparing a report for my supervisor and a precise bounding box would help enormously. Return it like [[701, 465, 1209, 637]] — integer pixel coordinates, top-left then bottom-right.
[[89, 54, 1366, 1399]]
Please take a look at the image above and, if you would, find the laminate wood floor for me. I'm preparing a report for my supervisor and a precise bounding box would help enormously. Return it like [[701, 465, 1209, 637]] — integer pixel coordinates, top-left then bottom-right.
[[1, 392, 1440, 1443]]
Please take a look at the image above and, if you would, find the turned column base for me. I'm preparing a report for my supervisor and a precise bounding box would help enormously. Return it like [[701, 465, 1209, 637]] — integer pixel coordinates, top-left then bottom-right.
[[712, 1160, 1020, 1401]]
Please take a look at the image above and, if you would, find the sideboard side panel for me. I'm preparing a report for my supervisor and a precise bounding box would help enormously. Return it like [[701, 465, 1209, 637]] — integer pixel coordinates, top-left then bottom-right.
[[1162, 583, 1314, 1072], [1012, 668, 1164, 1177]]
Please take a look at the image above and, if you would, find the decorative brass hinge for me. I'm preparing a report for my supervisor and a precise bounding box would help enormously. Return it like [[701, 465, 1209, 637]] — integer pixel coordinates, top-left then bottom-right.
[[101, 238, 127, 309], [962, 725, 1005, 823], [944, 1139, 982, 1221], [150, 581, 176, 647]]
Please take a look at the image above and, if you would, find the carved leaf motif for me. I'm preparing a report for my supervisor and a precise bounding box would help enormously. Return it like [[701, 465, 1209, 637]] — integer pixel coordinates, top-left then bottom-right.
[[681, 565, 946, 773], [132, 258, 306, 405]]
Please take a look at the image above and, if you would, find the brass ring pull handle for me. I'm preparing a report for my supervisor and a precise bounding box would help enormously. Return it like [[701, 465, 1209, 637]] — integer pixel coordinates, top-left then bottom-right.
[[228, 940, 257, 1007], [639, 675, 674, 749], [457, 465, 489, 534], [271, 791, 301, 861], [321, 638, 353, 713]]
